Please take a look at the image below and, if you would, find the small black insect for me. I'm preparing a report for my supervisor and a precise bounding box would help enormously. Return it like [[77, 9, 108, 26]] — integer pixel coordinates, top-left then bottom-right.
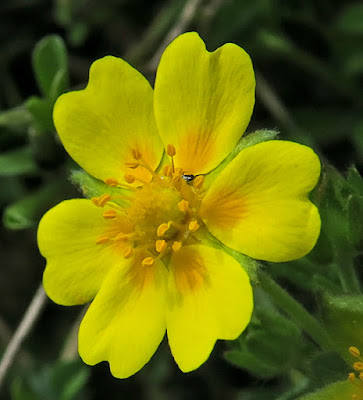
[[181, 174, 196, 182]]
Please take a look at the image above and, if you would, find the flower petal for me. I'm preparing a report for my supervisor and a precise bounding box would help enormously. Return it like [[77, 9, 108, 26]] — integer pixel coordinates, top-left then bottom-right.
[[78, 254, 167, 379], [38, 199, 133, 305], [199, 140, 321, 262], [166, 245, 253, 372], [154, 32, 255, 174], [54, 56, 164, 183]]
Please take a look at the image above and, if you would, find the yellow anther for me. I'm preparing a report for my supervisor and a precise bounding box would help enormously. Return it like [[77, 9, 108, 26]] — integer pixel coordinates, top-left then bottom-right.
[[123, 246, 133, 259], [115, 232, 128, 241], [349, 373, 356, 382], [188, 220, 200, 232], [98, 194, 111, 207], [350, 347, 361, 358], [124, 174, 135, 184], [163, 164, 173, 177], [96, 235, 109, 244], [359, 372, 363, 381], [157, 222, 170, 237], [103, 209, 117, 219], [104, 177, 119, 186], [193, 175, 204, 189], [132, 148, 142, 160], [166, 144, 176, 157], [177, 199, 189, 212], [125, 161, 139, 169], [91, 197, 100, 206], [353, 362, 363, 371], [156, 239, 167, 253], [142, 257, 154, 267], [172, 241, 182, 252]]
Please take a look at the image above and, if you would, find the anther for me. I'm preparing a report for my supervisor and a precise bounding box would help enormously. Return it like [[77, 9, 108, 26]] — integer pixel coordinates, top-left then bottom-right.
[[172, 241, 182, 252], [163, 164, 173, 177], [178, 199, 189, 212], [353, 362, 363, 371], [115, 233, 128, 241], [123, 246, 133, 259], [350, 347, 361, 358], [98, 194, 111, 207], [96, 235, 109, 244], [157, 222, 170, 237], [104, 178, 119, 186], [156, 239, 167, 253], [142, 257, 154, 267], [349, 373, 356, 383], [166, 144, 176, 157], [132, 148, 142, 160], [125, 161, 139, 169], [103, 210, 117, 219], [188, 220, 200, 232], [124, 174, 135, 184], [193, 175, 204, 189]]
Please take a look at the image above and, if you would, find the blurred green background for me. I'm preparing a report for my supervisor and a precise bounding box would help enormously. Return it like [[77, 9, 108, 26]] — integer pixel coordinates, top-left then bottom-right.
[[0, 0, 362, 399]]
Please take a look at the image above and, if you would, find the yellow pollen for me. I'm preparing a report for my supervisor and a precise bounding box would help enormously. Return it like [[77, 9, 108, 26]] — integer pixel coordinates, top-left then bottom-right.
[[124, 174, 135, 184], [166, 144, 176, 157], [349, 373, 357, 383], [104, 177, 119, 186], [193, 175, 204, 189], [132, 148, 142, 160], [123, 246, 133, 259], [178, 199, 189, 212], [188, 220, 200, 232], [172, 241, 182, 252], [157, 222, 170, 237], [125, 161, 139, 169], [350, 347, 361, 358], [353, 362, 363, 371], [103, 209, 117, 219], [115, 232, 129, 241], [142, 257, 154, 267], [163, 164, 173, 177], [96, 235, 109, 244], [155, 239, 167, 253]]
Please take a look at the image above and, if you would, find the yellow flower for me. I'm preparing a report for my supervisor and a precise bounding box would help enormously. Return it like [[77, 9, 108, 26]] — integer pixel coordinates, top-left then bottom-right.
[[38, 32, 321, 378]]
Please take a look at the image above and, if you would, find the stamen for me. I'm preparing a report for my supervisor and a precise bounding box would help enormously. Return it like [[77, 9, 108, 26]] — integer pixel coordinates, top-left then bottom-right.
[[350, 347, 361, 358], [166, 144, 176, 157], [124, 174, 136, 184], [104, 177, 119, 186], [142, 257, 154, 267], [123, 246, 133, 259], [103, 210, 117, 219], [177, 199, 189, 212], [188, 220, 200, 232], [163, 164, 173, 177], [96, 235, 110, 244], [155, 239, 167, 253], [193, 175, 204, 190], [125, 161, 139, 169], [157, 222, 170, 237], [353, 362, 363, 371], [172, 241, 182, 252], [115, 233, 129, 241], [132, 148, 142, 160], [98, 194, 111, 207]]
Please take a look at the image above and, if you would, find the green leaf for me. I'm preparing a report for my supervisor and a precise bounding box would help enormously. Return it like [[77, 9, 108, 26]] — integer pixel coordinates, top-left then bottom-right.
[[335, 4, 363, 35], [347, 195, 363, 250], [0, 147, 38, 176], [296, 380, 356, 400], [11, 376, 40, 400], [347, 166, 363, 195], [26, 96, 54, 135], [3, 181, 67, 230], [0, 106, 32, 133], [32, 35, 68, 98]]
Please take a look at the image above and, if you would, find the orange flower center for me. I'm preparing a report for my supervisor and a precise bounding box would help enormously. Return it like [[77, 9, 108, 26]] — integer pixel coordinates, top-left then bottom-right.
[[92, 145, 205, 267]]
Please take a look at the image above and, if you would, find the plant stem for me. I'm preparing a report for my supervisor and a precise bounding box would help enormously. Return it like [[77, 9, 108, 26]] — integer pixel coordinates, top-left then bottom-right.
[[258, 271, 333, 351], [0, 284, 47, 390]]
